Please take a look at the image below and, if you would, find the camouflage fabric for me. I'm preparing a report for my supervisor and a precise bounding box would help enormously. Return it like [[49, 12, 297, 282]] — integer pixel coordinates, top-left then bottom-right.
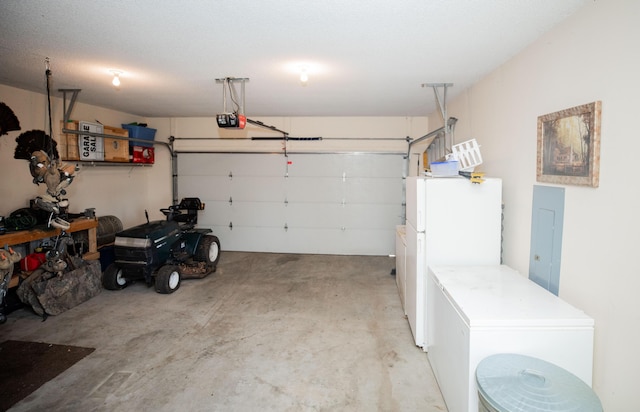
[[1, 248, 22, 314], [16, 267, 48, 316], [17, 258, 101, 317]]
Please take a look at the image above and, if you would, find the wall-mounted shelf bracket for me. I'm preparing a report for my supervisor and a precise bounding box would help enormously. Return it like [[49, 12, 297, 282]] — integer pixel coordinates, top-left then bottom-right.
[[421, 83, 453, 132], [420, 82, 455, 156], [59, 88, 81, 124]]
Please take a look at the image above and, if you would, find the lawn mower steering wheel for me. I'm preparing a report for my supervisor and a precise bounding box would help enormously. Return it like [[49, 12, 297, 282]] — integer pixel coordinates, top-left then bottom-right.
[[160, 207, 182, 218]]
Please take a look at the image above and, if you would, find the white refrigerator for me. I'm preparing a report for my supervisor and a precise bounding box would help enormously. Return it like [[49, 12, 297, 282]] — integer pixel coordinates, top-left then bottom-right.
[[404, 176, 502, 349]]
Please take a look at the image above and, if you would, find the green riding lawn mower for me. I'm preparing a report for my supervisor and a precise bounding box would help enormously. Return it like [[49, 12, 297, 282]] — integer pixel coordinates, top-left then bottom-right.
[[102, 198, 220, 294]]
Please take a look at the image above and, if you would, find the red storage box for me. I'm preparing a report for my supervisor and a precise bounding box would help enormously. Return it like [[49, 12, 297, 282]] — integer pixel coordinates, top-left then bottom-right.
[[130, 146, 154, 164]]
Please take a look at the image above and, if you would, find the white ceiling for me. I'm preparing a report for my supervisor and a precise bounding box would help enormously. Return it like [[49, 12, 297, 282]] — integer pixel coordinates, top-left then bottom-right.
[[0, 0, 588, 118]]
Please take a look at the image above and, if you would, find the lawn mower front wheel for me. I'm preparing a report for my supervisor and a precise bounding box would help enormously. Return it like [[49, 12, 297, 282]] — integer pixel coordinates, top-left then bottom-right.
[[103, 263, 128, 290], [155, 265, 181, 294]]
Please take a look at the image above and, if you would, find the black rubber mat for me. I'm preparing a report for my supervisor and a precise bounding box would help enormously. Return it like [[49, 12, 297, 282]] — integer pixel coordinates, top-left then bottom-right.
[[0, 340, 95, 411]]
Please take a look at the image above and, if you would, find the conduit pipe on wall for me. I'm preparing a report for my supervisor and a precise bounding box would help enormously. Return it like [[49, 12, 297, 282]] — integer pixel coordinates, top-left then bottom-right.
[[171, 137, 406, 141]]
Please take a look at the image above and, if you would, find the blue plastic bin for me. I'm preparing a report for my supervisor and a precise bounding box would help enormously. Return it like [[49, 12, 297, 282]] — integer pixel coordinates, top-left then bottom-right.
[[122, 124, 156, 147]]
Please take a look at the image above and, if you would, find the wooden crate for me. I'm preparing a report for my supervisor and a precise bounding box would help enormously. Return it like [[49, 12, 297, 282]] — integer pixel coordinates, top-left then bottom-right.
[[103, 125, 130, 162], [59, 120, 80, 160]]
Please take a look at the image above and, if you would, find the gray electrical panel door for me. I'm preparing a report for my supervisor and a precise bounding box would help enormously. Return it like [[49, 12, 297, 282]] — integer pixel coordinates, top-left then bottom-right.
[[529, 185, 565, 295], [177, 153, 404, 255]]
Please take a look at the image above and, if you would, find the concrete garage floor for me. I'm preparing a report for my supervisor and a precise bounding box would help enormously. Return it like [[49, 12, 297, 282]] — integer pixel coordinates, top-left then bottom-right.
[[2, 252, 447, 411]]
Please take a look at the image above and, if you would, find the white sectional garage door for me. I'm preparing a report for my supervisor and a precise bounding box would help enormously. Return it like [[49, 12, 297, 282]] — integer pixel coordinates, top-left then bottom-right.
[[177, 153, 405, 255]]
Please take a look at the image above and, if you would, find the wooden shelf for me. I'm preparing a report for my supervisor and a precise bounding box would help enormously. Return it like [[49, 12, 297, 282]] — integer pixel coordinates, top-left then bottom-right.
[[1, 218, 97, 247], [77, 161, 152, 167], [2, 218, 100, 288]]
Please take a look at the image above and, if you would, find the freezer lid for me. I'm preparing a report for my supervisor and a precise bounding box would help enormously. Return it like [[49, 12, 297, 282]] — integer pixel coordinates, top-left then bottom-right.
[[429, 265, 595, 328]]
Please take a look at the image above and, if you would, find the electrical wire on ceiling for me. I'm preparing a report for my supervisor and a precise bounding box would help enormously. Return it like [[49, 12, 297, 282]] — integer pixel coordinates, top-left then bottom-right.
[[225, 78, 241, 115], [217, 77, 244, 116]]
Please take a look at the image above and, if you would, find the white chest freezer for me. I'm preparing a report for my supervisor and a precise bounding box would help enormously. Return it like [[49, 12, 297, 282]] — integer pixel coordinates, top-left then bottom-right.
[[427, 265, 594, 412]]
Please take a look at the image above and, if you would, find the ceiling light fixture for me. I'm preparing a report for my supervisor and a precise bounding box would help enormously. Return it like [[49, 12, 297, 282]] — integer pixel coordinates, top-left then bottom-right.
[[285, 61, 326, 86], [110, 70, 122, 87], [299, 67, 309, 86]]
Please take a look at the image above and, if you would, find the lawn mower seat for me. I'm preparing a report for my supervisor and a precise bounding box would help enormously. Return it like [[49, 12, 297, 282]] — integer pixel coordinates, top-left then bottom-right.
[[171, 197, 205, 225]]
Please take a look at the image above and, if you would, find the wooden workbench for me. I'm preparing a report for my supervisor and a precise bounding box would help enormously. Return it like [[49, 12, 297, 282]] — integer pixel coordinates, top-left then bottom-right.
[[1, 217, 99, 288]]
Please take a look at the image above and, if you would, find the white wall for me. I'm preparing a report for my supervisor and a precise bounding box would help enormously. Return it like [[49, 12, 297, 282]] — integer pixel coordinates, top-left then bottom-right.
[[428, 1, 639, 409]]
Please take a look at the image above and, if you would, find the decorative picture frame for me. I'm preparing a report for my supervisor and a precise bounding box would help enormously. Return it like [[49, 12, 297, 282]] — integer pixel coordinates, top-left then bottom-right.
[[537, 101, 601, 187]]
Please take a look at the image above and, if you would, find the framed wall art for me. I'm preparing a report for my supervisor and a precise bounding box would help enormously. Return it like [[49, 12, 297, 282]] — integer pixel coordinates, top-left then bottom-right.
[[537, 101, 601, 187]]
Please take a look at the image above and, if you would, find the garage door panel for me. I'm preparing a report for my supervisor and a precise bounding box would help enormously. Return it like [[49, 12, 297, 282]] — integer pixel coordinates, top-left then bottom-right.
[[284, 203, 343, 228], [214, 226, 288, 253], [343, 204, 403, 229], [344, 177, 403, 203], [286, 155, 344, 177], [198, 200, 233, 226], [343, 155, 403, 178], [178, 176, 230, 201], [226, 202, 287, 228], [285, 177, 343, 202], [178, 154, 236, 175], [197, 202, 287, 228], [230, 177, 285, 202], [177, 152, 404, 255], [340, 228, 397, 255], [197, 216, 399, 255], [230, 154, 286, 177], [179, 153, 286, 177]]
